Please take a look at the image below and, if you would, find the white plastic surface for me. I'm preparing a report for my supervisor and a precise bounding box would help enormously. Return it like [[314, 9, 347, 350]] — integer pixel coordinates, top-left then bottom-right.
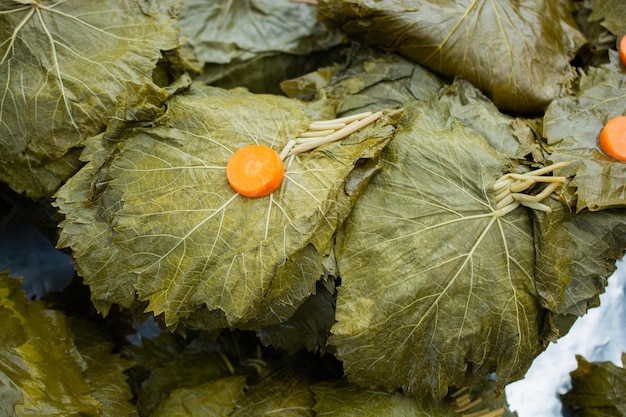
[[506, 261, 626, 416]]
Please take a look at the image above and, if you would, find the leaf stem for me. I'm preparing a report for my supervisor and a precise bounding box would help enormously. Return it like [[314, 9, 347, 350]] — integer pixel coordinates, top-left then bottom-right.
[[491, 161, 571, 215], [286, 111, 383, 156]]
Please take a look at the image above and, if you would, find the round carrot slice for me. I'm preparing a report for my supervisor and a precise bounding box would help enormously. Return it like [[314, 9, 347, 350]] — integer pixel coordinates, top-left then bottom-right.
[[620, 35, 626, 67], [226, 145, 285, 197], [599, 116, 626, 161]]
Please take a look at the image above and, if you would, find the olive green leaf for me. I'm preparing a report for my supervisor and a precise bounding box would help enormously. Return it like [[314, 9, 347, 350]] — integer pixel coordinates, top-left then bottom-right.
[[128, 336, 236, 416], [52, 70, 176, 318], [332, 99, 537, 397], [70, 320, 136, 417], [282, 42, 446, 112], [0, 271, 99, 415], [0, 0, 179, 198], [312, 379, 518, 416], [150, 376, 247, 417], [589, 0, 626, 41], [317, 0, 586, 113], [56, 84, 399, 330], [200, 50, 344, 96], [230, 368, 315, 417], [258, 282, 336, 354], [126, 329, 316, 417], [543, 63, 626, 211], [330, 86, 626, 397], [572, 3, 614, 66], [285, 44, 538, 159], [0, 271, 135, 416], [425, 79, 539, 159], [532, 203, 626, 341], [561, 354, 626, 416], [284, 45, 538, 159], [54, 133, 141, 316], [175, 0, 345, 94], [174, 0, 343, 65], [312, 381, 444, 416]]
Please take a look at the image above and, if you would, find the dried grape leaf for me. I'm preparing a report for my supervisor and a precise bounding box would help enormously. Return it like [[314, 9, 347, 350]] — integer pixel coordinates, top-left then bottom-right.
[[331, 89, 625, 397], [176, 0, 346, 94], [122, 330, 249, 417], [258, 282, 336, 354], [285, 46, 538, 159], [532, 203, 626, 341], [589, 0, 626, 41], [199, 50, 344, 96], [0, 0, 178, 198], [54, 134, 140, 316], [332, 99, 536, 397], [53, 84, 173, 316], [56, 84, 399, 330], [0, 272, 99, 416], [0, 271, 130, 416], [150, 376, 247, 417], [426, 79, 539, 159], [312, 381, 446, 416], [131, 337, 315, 417], [317, 0, 585, 114], [543, 63, 626, 211], [311, 378, 517, 416], [282, 42, 446, 113], [561, 354, 626, 416], [230, 369, 314, 417], [71, 320, 136, 417], [132, 343, 235, 416], [175, 0, 343, 65], [123, 329, 317, 416], [572, 2, 614, 67]]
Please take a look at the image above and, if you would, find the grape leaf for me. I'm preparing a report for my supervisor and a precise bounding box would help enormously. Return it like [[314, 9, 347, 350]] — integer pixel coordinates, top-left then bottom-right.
[[138, 353, 237, 417], [173, 0, 345, 95], [284, 46, 537, 160], [174, 0, 343, 65], [56, 84, 399, 329], [230, 368, 315, 417], [0, 272, 100, 416], [0, 272, 137, 417], [0, 0, 178, 198], [128, 331, 315, 417], [123, 331, 238, 417], [312, 378, 518, 416], [281, 42, 446, 113], [544, 62, 626, 211], [532, 203, 626, 341], [53, 84, 173, 316], [330, 85, 626, 397], [588, 0, 626, 41], [70, 320, 136, 417], [312, 381, 446, 416], [332, 99, 540, 397], [317, 0, 585, 113], [150, 376, 247, 417], [561, 354, 626, 416], [258, 282, 336, 354]]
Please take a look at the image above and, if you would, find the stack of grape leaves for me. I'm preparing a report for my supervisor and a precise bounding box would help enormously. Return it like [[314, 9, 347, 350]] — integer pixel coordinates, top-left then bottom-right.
[[55, 84, 400, 331], [1, 0, 626, 416], [282, 46, 624, 399], [0, 0, 180, 198]]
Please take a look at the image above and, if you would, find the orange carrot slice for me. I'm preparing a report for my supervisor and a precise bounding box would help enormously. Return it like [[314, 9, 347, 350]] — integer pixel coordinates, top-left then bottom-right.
[[620, 35, 626, 67], [599, 116, 626, 161], [226, 145, 285, 197]]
